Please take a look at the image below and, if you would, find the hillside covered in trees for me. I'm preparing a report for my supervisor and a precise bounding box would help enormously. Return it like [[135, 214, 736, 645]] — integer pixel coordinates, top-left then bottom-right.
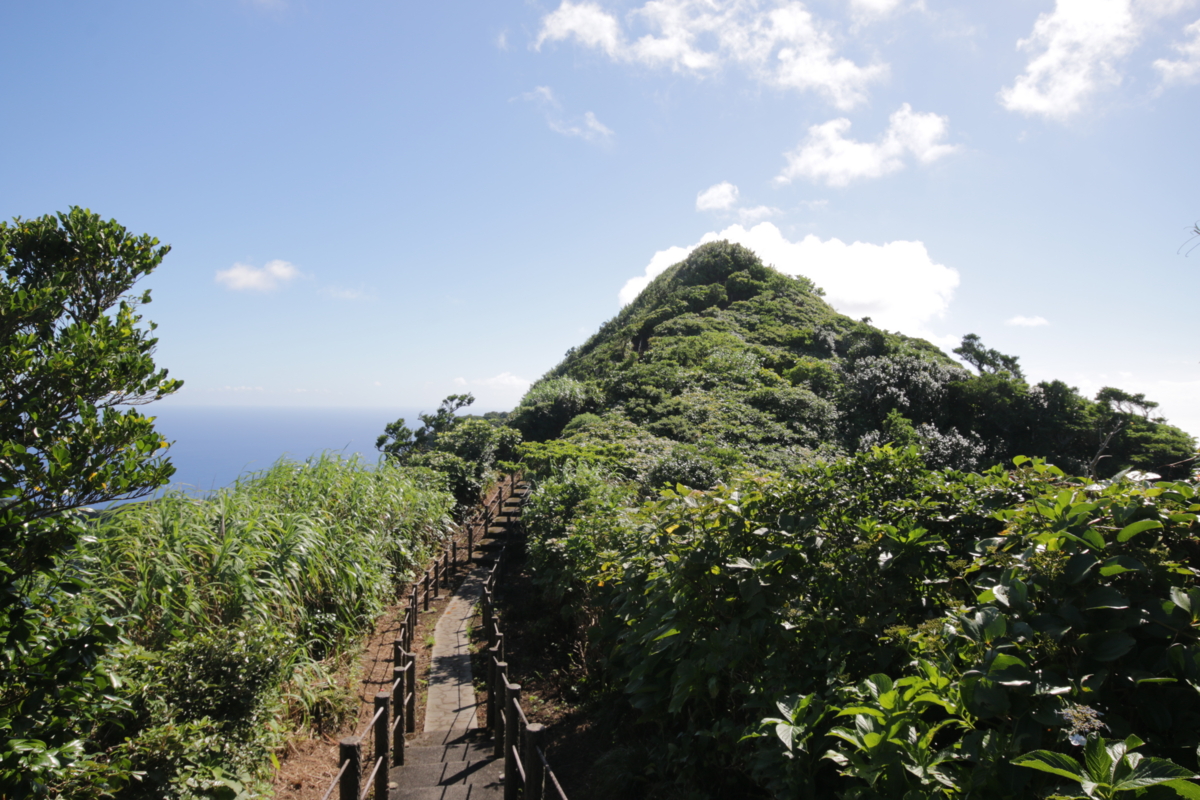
[[500, 241, 1200, 799], [508, 240, 1193, 485]]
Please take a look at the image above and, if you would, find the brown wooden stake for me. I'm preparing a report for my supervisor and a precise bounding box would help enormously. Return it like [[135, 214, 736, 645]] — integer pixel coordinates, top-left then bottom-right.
[[393, 666, 405, 766], [374, 692, 389, 800], [504, 683, 522, 800], [525, 723, 546, 800], [338, 737, 360, 800]]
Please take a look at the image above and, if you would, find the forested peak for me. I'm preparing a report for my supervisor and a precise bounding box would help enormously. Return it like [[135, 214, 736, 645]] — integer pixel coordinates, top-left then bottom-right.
[[509, 243, 1195, 483]]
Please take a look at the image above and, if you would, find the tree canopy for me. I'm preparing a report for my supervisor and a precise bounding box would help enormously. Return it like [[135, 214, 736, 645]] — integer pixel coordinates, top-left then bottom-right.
[[0, 208, 181, 794]]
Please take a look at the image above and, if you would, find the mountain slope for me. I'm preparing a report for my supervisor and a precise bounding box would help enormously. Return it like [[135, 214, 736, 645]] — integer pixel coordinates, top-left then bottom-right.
[[510, 241, 1194, 481]]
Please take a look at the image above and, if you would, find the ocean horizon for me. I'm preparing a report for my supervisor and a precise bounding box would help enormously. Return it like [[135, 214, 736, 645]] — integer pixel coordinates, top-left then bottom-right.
[[142, 405, 427, 496]]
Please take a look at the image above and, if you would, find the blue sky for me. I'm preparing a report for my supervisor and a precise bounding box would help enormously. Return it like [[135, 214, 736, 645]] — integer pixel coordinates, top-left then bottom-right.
[[3, 0, 1198, 437]]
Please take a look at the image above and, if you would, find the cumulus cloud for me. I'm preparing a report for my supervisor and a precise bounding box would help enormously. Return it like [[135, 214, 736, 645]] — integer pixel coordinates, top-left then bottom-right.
[[519, 85, 614, 143], [1155, 18, 1200, 84], [999, 0, 1198, 119], [535, 0, 888, 109], [777, 104, 958, 186], [215, 259, 299, 292], [1007, 315, 1050, 327], [696, 182, 740, 211], [618, 222, 959, 340]]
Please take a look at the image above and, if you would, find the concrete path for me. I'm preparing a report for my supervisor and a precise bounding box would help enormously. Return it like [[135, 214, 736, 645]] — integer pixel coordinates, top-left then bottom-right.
[[424, 563, 488, 733]]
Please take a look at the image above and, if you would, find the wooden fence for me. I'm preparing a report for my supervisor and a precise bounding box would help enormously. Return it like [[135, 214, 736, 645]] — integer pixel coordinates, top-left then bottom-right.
[[480, 547, 570, 800], [317, 474, 568, 800]]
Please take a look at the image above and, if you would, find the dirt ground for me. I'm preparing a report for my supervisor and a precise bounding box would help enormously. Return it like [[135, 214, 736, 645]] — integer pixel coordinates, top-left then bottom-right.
[[270, 517, 484, 799]]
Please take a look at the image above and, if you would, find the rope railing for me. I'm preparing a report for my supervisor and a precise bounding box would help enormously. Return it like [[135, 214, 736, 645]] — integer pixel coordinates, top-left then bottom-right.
[[480, 524, 571, 800], [316, 474, 523, 800]]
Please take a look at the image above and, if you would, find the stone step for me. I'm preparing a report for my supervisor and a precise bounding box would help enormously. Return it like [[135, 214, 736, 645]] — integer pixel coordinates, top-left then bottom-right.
[[393, 785, 493, 800], [403, 741, 494, 765]]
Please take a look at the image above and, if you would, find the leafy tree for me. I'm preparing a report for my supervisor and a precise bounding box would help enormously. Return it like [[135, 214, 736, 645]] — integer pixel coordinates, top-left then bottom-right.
[[0, 208, 182, 794], [954, 333, 1024, 379], [375, 392, 474, 460]]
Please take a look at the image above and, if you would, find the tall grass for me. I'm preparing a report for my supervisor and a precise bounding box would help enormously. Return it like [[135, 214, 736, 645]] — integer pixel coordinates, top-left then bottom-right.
[[65, 453, 455, 799]]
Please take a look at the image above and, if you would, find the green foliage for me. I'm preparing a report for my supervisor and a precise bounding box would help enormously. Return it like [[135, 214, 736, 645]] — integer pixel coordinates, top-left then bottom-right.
[[60, 454, 453, 797], [517, 241, 1194, 481], [1015, 734, 1199, 799], [0, 208, 182, 796], [379, 394, 521, 515], [520, 444, 1200, 797], [955, 333, 1025, 379]]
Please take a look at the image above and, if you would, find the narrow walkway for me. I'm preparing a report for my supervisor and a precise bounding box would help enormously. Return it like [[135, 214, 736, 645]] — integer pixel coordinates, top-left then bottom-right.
[[389, 481, 525, 800], [424, 564, 486, 732]]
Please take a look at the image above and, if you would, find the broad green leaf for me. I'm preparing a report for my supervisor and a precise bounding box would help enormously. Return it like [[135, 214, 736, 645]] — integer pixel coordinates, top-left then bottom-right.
[[1113, 757, 1196, 791], [1013, 750, 1086, 781], [1117, 519, 1163, 543], [1099, 555, 1147, 577], [1080, 631, 1136, 662], [1162, 779, 1200, 799], [1084, 586, 1129, 610]]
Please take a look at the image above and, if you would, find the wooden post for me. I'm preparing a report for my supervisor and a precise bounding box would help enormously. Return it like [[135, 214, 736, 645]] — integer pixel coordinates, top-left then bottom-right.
[[405, 651, 416, 733], [374, 692, 389, 800], [423, 572, 430, 611], [491, 659, 507, 756], [433, 560, 440, 598], [525, 723, 546, 800], [504, 683, 522, 800], [338, 737, 360, 800], [482, 588, 493, 647], [392, 639, 403, 668], [393, 666, 405, 766], [451, 540, 457, 574], [468, 518, 474, 560]]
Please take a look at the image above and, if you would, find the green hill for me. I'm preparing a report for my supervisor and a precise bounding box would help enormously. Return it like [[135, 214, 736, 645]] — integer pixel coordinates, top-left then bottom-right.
[[510, 240, 1194, 482]]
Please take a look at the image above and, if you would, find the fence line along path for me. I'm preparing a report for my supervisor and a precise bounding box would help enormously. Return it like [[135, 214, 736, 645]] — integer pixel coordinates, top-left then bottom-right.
[[387, 478, 526, 800]]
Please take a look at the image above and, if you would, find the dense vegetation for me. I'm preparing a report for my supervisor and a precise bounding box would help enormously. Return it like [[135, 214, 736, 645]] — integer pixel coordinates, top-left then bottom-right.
[[508, 241, 1193, 483], [0, 211, 461, 798], [509, 242, 1200, 798], [28, 455, 454, 799]]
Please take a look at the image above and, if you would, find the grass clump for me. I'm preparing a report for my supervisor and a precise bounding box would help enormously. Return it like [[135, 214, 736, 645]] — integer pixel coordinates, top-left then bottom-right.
[[57, 453, 453, 799]]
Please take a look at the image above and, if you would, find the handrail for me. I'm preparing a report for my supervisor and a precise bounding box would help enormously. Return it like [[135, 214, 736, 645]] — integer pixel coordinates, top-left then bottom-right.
[[315, 476, 521, 800]]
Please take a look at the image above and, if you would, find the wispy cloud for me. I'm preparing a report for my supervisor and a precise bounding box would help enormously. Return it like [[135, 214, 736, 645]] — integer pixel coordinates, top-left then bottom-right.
[[215, 259, 300, 292], [535, 0, 888, 109], [519, 85, 614, 143], [776, 104, 958, 187], [1155, 18, 1200, 85], [1007, 315, 1050, 327]]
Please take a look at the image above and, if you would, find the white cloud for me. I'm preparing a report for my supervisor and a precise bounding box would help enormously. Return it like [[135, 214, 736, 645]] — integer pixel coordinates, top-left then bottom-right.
[[535, 0, 888, 109], [497, 30, 510, 50], [1007, 315, 1050, 327], [549, 110, 615, 142], [215, 259, 299, 292], [850, 0, 905, 21], [738, 205, 781, 223], [777, 103, 958, 186], [999, 0, 1198, 119], [1155, 18, 1200, 84], [696, 182, 740, 211], [618, 222, 959, 340], [519, 85, 614, 143]]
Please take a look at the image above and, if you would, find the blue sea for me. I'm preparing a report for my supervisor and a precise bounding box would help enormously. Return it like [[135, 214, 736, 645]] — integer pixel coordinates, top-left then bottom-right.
[[145, 406, 424, 494]]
